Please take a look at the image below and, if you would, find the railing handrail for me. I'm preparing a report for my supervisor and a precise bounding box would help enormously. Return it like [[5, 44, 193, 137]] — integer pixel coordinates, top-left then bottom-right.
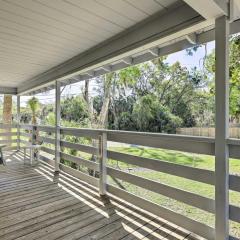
[[60, 126, 215, 142], [17, 123, 240, 145], [17, 123, 215, 142], [8, 123, 240, 159]]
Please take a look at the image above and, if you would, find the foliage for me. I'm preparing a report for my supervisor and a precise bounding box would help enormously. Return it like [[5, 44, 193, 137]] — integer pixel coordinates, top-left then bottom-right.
[[45, 112, 55, 126], [51, 56, 212, 133], [61, 96, 90, 125], [105, 58, 209, 132], [27, 97, 40, 125], [21, 36, 240, 132], [133, 94, 182, 133], [205, 35, 240, 121]]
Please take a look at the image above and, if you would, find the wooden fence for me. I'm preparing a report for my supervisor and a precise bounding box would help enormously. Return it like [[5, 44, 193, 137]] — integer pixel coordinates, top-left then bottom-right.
[[177, 127, 240, 139]]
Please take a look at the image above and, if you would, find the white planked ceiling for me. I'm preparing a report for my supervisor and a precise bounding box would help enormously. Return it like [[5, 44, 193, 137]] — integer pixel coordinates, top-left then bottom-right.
[[0, 0, 179, 88]]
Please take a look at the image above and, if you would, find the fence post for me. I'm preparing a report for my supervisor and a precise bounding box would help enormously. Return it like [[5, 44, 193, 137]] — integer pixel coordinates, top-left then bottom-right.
[[55, 80, 61, 173], [17, 96, 20, 150], [99, 132, 107, 196], [215, 15, 229, 240], [32, 125, 37, 145]]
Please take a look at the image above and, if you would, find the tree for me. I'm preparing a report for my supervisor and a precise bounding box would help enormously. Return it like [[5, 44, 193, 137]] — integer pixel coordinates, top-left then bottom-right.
[[97, 73, 114, 128], [27, 97, 41, 146], [205, 35, 240, 122], [132, 94, 182, 133], [61, 96, 89, 125], [2, 95, 12, 143], [106, 58, 209, 131], [27, 97, 40, 125]]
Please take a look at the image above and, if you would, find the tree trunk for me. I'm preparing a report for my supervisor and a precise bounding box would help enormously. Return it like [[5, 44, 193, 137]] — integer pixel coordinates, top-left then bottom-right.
[[3, 95, 12, 144], [89, 74, 113, 176], [84, 79, 89, 106], [98, 74, 112, 128]]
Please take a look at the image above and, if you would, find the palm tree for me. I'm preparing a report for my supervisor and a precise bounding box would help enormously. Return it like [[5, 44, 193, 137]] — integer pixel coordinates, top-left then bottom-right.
[[27, 97, 40, 146], [27, 97, 40, 125]]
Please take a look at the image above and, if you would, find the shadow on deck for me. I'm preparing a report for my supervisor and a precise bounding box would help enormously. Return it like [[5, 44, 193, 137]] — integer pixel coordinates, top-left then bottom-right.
[[0, 151, 203, 240]]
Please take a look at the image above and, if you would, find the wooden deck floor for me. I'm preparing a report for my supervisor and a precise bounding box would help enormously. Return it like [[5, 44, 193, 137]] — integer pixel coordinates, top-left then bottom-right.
[[0, 151, 203, 240]]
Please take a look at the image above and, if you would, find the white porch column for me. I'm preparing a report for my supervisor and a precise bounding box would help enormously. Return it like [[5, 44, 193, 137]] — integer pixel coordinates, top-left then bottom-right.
[[99, 132, 107, 195], [17, 95, 20, 150], [215, 15, 229, 240], [55, 81, 61, 173]]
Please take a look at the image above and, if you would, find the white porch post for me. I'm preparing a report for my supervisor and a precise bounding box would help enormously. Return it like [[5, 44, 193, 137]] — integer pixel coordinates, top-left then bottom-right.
[[99, 132, 107, 195], [17, 95, 20, 150], [215, 15, 229, 240], [55, 81, 61, 173]]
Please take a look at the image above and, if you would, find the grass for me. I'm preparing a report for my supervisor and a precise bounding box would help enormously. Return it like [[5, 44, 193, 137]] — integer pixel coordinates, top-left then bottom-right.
[[109, 146, 240, 173], [107, 146, 240, 237]]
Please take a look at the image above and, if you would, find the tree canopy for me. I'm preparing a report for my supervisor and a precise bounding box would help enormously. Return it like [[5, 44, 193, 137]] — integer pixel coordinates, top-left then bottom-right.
[[20, 35, 240, 133]]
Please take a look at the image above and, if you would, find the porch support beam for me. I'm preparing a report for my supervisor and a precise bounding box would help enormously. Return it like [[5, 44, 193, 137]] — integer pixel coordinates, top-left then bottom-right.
[[215, 15, 229, 240], [99, 133, 107, 196], [183, 0, 228, 19], [0, 87, 17, 95], [55, 80, 61, 173], [17, 96, 20, 150]]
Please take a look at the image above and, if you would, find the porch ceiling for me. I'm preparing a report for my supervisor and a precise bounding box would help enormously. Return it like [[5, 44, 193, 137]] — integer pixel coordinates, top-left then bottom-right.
[[0, 0, 179, 89], [0, 0, 238, 95]]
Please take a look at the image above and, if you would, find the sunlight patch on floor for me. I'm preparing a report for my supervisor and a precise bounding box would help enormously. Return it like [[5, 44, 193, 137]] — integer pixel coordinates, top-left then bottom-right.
[[59, 184, 109, 218]]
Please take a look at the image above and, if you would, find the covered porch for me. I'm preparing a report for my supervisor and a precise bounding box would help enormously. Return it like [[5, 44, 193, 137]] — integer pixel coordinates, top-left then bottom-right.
[[0, 1, 240, 240], [0, 150, 199, 240]]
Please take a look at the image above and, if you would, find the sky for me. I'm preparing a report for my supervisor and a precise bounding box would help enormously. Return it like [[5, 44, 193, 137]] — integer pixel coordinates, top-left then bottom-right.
[[17, 41, 216, 106], [166, 41, 215, 69]]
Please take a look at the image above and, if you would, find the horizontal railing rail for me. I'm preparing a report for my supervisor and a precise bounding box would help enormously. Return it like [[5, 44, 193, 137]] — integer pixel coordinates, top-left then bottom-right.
[[0, 132, 17, 137], [107, 166, 215, 213], [60, 140, 97, 155], [38, 136, 55, 145], [0, 124, 19, 149], [60, 152, 99, 171], [14, 124, 240, 240], [108, 150, 215, 185], [0, 123, 17, 128]]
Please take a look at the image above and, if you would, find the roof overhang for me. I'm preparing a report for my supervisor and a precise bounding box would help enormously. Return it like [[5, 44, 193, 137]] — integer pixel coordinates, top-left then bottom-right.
[[0, 0, 239, 95], [17, 2, 206, 95], [19, 17, 240, 96]]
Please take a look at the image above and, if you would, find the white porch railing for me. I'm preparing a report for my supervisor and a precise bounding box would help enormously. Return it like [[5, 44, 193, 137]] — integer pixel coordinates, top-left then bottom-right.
[[0, 123, 237, 240], [0, 124, 18, 149]]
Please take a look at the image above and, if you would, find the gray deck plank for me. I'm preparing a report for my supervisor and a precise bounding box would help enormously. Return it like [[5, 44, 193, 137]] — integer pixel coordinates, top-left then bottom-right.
[[0, 151, 203, 240]]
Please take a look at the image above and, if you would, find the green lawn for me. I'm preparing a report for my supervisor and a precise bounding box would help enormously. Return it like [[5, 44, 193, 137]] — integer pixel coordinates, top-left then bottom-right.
[[108, 146, 240, 237]]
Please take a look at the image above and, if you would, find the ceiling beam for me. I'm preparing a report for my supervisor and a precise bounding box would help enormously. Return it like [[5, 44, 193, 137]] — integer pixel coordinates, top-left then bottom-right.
[[0, 87, 17, 95], [18, 2, 204, 94], [122, 57, 133, 65], [183, 0, 229, 19], [85, 71, 95, 77], [100, 65, 112, 72], [230, 0, 240, 21], [148, 47, 159, 57], [185, 33, 197, 44]]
